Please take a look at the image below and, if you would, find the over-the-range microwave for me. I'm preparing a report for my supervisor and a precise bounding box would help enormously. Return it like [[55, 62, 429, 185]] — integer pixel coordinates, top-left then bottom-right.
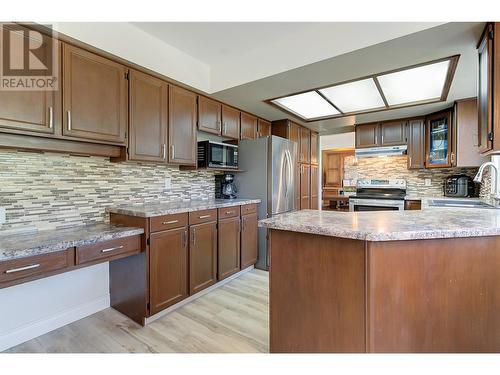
[[197, 140, 238, 169]]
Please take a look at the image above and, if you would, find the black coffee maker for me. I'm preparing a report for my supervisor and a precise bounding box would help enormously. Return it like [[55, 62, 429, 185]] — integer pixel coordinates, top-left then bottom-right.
[[216, 174, 237, 199]]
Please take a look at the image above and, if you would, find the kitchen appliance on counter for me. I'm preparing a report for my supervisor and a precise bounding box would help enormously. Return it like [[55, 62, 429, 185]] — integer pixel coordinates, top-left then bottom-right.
[[235, 136, 297, 270], [215, 173, 238, 199], [197, 140, 238, 169], [349, 179, 407, 211], [444, 174, 475, 197]]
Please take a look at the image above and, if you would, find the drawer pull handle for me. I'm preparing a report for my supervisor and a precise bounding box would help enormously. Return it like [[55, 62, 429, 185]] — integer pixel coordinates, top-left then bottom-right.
[[5, 264, 40, 274], [226, 211, 234, 215], [101, 245, 124, 253], [199, 215, 211, 219], [162, 220, 179, 225]]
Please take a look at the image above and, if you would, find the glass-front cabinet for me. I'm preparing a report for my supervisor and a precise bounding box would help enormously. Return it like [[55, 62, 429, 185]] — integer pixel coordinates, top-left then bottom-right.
[[425, 109, 453, 168]]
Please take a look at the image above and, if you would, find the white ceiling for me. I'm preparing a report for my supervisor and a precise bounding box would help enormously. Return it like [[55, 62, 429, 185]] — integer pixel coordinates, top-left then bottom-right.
[[131, 22, 443, 92]]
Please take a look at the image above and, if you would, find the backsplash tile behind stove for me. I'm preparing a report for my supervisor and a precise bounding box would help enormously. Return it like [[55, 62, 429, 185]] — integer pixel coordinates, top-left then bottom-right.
[[343, 155, 478, 197], [0, 150, 215, 232]]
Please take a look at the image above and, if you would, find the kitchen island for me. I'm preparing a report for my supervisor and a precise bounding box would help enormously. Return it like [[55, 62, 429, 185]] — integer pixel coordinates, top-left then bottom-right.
[[259, 209, 500, 353]]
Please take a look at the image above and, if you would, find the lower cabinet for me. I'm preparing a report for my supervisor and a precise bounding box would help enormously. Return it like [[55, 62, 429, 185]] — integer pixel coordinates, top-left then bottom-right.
[[300, 163, 311, 210], [240, 213, 258, 269], [310, 165, 319, 209], [189, 221, 218, 294], [150, 227, 189, 315], [218, 216, 241, 280]]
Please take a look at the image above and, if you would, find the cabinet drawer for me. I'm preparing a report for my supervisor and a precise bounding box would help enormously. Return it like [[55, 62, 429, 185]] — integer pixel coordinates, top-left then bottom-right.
[[218, 206, 240, 219], [151, 213, 188, 232], [189, 209, 217, 225], [0, 250, 72, 284], [76, 235, 141, 265], [241, 203, 257, 216]]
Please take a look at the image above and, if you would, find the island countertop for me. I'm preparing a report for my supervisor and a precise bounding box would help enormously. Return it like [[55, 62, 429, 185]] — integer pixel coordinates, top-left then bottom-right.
[[258, 208, 500, 241]]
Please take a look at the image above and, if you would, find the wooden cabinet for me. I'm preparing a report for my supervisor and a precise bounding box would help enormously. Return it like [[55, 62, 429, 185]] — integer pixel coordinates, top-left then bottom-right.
[[478, 23, 494, 153], [299, 127, 311, 163], [198, 96, 222, 135], [240, 212, 258, 269], [128, 70, 168, 162], [425, 109, 453, 168], [407, 119, 425, 169], [300, 164, 311, 210], [289, 122, 300, 145], [189, 221, 217, 294], [150, 227, 189, 314], [257, 119, 271, 138], [221, 105, 240, 139], [168, 85, 197, 165], [454, 98, 487, 167], [404, 200, 422, 210], [218, 214, 241, 280], [240, 112, 257, 140], [310, 132, 319, 165], [380, 120, 406, 146], [355, 123, 379, 148], [62, 44, 127, 144], [310, 165, 319, 210], [0, 28, 59, 135]]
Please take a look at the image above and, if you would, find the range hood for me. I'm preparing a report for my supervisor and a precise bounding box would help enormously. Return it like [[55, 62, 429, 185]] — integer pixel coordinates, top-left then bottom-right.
[[355, 145, 407, 158]]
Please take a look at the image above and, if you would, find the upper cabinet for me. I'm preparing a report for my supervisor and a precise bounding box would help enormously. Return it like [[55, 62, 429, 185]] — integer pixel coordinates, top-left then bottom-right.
[[380, 120, 406, 146], [257, 119, 271, 138], [477, 23, 494, 153], [407, 119, 425, 169], [425, 109, 453, 168], [310, 132, 319, 165], [355, 123, 379, 148], [0, 28, 60, 135], [198, 96, 222, 136], [62, 44, 127, 144], [288, 121, 300, 145], [128, 70, 168, 163], [240, 112, 257, 140], [221, 105, 240, 139], [168, 85, 197, 165], [299, 127, 311, 163]]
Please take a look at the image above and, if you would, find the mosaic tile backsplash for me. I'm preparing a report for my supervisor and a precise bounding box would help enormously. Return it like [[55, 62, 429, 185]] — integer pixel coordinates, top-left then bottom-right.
[[0, 150, 215, 232], [343, 155, 479, 197]]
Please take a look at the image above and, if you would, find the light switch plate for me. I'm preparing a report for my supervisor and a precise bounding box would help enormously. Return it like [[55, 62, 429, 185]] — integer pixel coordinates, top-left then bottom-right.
[[424, 178, 432, 186], [0, 207, 6, 225], [164, 177, 172, 190]]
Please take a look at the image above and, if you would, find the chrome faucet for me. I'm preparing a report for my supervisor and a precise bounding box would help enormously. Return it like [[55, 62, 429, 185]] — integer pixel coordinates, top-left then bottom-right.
[[474, 161, 500, 204]]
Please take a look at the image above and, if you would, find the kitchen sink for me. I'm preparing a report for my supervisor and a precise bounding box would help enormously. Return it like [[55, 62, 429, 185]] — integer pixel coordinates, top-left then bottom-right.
[[428, 199, 495, 209]]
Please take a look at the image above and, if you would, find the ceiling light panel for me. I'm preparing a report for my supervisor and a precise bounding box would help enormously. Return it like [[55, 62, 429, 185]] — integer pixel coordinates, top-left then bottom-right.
[[319, 78, 386, 113], [272, 91, 340, 120], [377, 60, 450, 106]]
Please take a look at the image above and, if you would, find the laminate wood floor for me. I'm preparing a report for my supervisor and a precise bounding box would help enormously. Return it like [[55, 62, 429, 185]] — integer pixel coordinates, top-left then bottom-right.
[[6, 269, 269, 353]]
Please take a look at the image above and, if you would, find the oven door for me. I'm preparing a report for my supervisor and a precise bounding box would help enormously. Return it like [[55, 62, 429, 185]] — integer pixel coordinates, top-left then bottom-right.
[[208, 143, 238, 169], [349, 198, 404, 212]]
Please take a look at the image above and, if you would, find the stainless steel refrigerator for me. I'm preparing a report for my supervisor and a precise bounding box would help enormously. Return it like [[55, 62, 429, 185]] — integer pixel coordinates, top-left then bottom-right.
[[235, 136, 297, 270]]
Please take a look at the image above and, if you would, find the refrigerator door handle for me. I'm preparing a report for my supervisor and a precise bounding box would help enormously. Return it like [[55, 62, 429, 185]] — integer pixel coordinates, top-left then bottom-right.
[[283, 150, 289, 198], [285, 149, 293, 199]]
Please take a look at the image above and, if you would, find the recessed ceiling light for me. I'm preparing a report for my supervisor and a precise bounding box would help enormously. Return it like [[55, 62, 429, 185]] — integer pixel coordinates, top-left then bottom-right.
[[319, 78, 386, 113], [272, 91, 340, 120], [377, 60, 450, 106]]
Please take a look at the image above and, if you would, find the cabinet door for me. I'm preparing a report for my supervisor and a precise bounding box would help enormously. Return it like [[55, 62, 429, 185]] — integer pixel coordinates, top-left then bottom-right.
[[0, 29, 59, 135], [407, 119, 425, 169], [478, 23, 493, 153], [380, 121, 406, 146], [426, 110, 452, 168], [150, 227, 188, 314], [300, 164, 311, 210], [62, 44, 127, 144], [128, 70, 168, 162], [310, 165, 319, 209], [241, 213, 258, 269], [288, 121, 300, 145], [218, 216, 241, 280], [295, 163, 301, 210], [257, 119, 271, 138], [189, 221, 217, 295], [322, 151, 344, 187], [310, 132, 319, 165], [221, 105, 240, 139], [240, 112, 257, 140], [299, 127, 311, 163], [355, 123, 379, 148], [198, 96, 222, 135], [168, 85, 197, 165]]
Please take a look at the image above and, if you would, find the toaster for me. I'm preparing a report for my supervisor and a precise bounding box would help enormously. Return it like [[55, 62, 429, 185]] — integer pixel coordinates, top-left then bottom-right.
[[444, 175, 475, 197]]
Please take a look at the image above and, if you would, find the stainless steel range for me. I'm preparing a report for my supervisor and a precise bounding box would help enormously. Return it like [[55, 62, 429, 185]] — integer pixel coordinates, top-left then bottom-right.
[[349, 179, 407, 211]]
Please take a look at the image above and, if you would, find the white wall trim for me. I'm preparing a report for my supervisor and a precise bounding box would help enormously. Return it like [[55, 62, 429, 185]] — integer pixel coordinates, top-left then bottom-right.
[[0, 294, 110, 352]]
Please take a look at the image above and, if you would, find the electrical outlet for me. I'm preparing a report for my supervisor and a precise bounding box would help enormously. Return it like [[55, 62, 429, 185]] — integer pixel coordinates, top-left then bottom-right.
[[0, 207, 6, 225], [424, 178, 432, 186], [164, 177, 172, 190]]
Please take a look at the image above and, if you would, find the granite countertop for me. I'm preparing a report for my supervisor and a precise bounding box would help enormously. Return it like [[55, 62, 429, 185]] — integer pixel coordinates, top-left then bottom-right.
[[258, 208, 500, 241], [107, 198, 261, 218], [0, 223, 144, 262]]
